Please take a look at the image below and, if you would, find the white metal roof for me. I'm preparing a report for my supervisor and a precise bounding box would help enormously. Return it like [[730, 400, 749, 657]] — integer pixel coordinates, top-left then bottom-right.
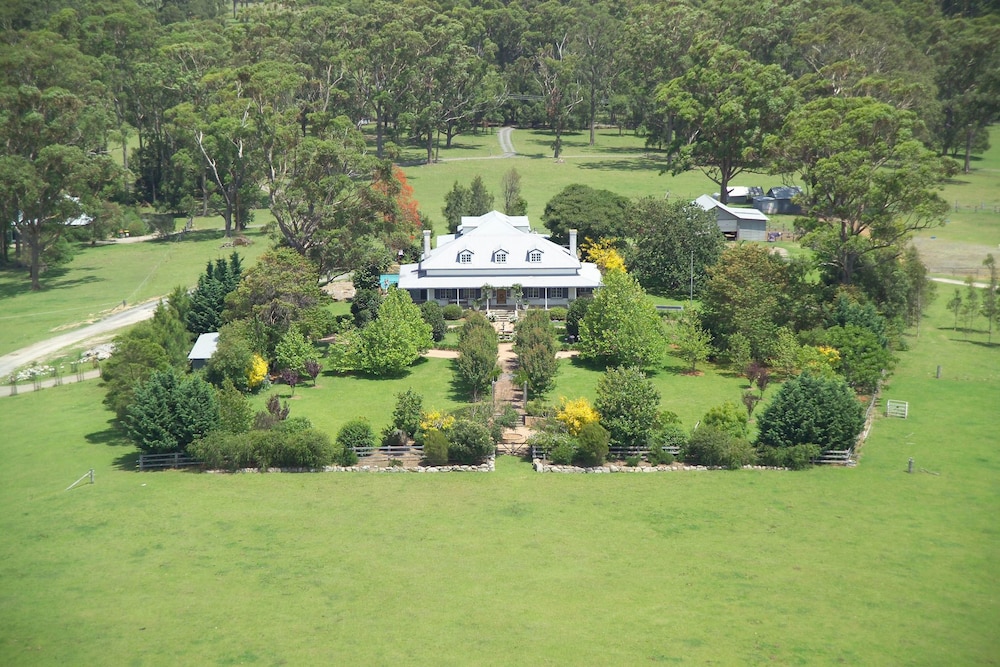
[[187, 332, 219, 360]]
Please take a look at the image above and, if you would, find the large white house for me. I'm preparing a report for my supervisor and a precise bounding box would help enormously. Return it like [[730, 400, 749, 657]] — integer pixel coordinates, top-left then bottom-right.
[[398, 210, 602, 309]]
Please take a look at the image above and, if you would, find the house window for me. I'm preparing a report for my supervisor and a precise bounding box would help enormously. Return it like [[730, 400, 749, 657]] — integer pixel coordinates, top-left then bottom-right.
[[494, 250, 507, 264], [459, 288, 481, 301], [576, 287, 594, 297], [524, 287, 542, 299], [436, 288, 458, 301], [458, 251, 473, 264], [528, 250, 542, 263], [549, 287, 568, 299]]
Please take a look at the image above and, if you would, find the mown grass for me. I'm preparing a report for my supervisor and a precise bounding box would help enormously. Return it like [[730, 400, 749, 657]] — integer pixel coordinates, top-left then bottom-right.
[[0, 226, 270, 357], [402, 128, 787, 236], [249, 356, 467, 437], [2, 286, 997, 665]]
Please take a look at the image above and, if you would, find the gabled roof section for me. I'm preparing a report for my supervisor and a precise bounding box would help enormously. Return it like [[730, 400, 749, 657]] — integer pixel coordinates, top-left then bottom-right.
[[458, 210, 531, 235], [695, 195, 768, 222], [421, 213, 579, 273]]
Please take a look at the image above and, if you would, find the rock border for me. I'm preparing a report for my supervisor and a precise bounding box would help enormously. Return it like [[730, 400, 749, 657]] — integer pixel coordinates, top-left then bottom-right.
[[203, 456, 496, 474], [532, 459, 788, 473]]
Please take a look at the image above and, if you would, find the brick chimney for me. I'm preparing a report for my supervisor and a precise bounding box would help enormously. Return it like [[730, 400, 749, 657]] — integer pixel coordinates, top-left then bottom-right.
[[569, 229, 578, 257], [423, 229, 432, 255]]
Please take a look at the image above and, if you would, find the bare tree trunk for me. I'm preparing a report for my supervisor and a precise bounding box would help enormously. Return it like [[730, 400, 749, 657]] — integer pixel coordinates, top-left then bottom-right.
[[964, 126, 973, 174]]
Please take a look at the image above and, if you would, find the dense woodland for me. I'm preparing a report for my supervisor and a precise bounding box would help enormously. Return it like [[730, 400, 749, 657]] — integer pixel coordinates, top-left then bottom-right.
[[2, 0, 997, 291]]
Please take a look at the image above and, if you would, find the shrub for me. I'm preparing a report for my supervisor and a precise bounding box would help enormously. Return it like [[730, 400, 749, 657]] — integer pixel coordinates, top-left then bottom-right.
[[420, 301, 448, 342], [448, 419, 494, 464], [336, 419, 377, 458], [525, 399, 556, 417], [624, 455, 641, 467], [549, 438, 578, 465], [336, 440, 359, 466], [758, 444, 821, 469], [392, 389, 423, 437], [684, 426, 756, 469], [574, 422, 610, 467], [646, 445, 675, 466], [701, 401, 749, 439], [189, 426, 336, 471], [442, 304, 463, 320], [423, 429, 450, 465], [526, 429, 574, 462], [595, 366, 660, 448], [548, 307, 567, 321], [495, 404, 521, 429], [274, 428, 336, 468], [756, 372, 864, 453], [124, 370, 220, 454], [556, 397, 600, 435], [565, 297, 592, 338]]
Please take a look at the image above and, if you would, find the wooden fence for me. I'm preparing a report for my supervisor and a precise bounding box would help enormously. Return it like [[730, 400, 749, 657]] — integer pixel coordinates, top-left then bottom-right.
[[137, 452, 202, 471], [354, 444, 424, 459]]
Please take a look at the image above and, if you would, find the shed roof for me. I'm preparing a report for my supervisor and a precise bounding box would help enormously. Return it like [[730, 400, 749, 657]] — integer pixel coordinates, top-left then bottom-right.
[[188, 332, 219, 361]]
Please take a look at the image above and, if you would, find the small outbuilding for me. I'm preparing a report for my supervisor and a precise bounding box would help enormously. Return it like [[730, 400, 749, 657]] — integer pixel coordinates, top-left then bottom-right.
[[695, 195, 770, 242], [754, 186, 802, 215], [188, 332, 219, 370]]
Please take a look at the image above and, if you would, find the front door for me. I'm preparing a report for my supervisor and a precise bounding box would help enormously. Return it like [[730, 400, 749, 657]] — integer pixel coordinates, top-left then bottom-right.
[[496, 289, 507, 305]]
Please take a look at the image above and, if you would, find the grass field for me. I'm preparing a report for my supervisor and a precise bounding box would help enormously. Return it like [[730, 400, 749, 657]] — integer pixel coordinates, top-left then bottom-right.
[[0, 227, 270, 358], [402, 128, 793, 237], [1, 289, 996, 665], [405, 125, 1000, 278]]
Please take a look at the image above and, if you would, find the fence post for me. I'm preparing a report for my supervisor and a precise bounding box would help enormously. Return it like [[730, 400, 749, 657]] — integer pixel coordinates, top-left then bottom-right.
[[908, 457, 914, 474]]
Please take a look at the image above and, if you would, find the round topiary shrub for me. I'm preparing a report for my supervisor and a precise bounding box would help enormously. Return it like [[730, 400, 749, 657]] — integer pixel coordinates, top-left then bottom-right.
[[548, 307, 568, 321], [442, 304, 463, 320]]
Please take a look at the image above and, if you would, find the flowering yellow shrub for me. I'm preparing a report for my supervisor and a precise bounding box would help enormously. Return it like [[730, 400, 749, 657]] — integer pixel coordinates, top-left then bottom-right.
[[797, 345, 840, 378], [247, 354, 268, 389], [419, 410, 455, 433], [556, 397, 600, 436], [582, 237, 626, 274]]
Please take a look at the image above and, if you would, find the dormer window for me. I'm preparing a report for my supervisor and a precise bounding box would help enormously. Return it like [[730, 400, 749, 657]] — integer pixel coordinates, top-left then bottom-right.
[[458, 250, 473, 264], [528, 250, 543, 263], [494, 250, 508, 264]]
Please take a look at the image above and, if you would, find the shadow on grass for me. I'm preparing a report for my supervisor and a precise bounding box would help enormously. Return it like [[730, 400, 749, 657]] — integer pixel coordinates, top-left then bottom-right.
[[0, 266, 105, 299], [955, 339, 1000, 349], [447, 358, 478, 403], [156, 228, 227, 243], [575, 158, 669, 172], [112, 450, 140, 472], [85, 420, 132, 447]]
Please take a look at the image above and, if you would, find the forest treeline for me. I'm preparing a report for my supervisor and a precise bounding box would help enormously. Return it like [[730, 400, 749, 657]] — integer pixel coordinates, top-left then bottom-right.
[[1, 0, 997, 289]]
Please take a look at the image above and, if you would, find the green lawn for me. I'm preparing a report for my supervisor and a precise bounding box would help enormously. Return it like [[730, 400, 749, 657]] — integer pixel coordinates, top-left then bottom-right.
[[403, 128, 785, 237], [1, 289, 996, 665], [0, 226, 270, 357]]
